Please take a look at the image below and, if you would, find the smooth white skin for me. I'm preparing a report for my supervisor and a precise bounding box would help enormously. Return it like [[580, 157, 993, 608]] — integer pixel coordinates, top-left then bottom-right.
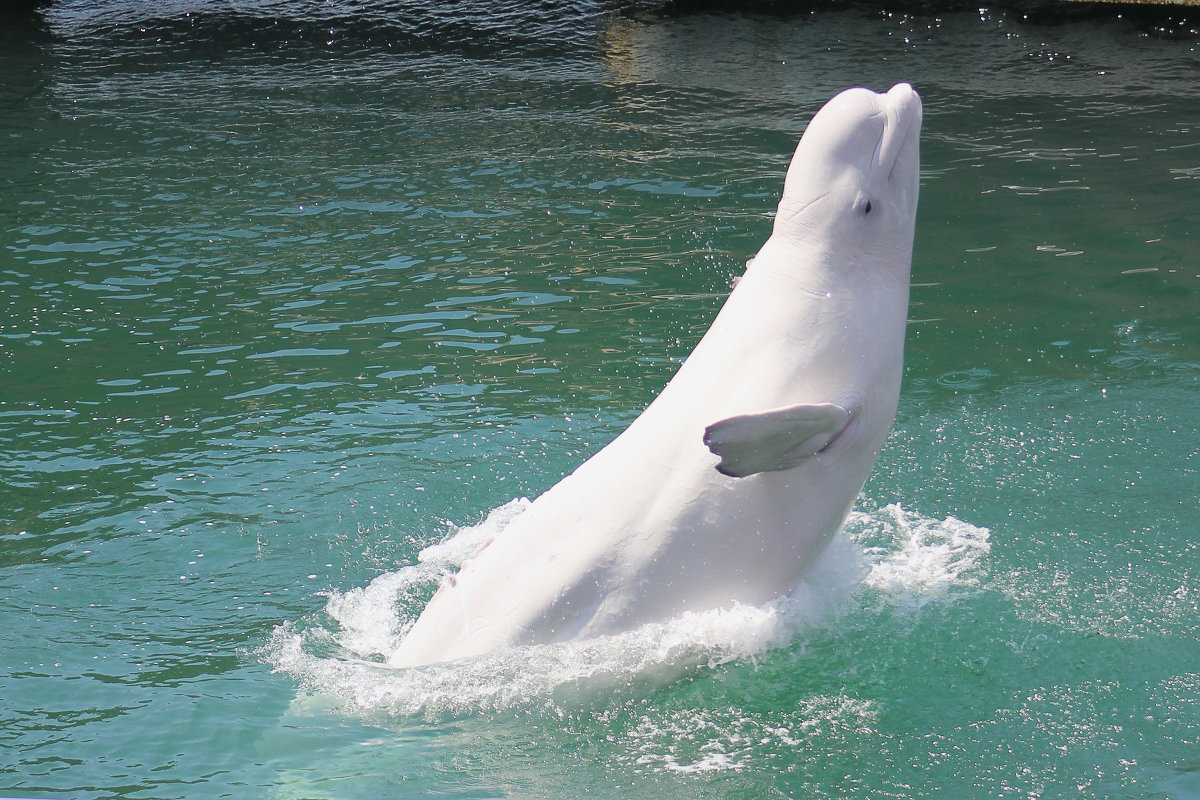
[[392, 83, 922, 668]]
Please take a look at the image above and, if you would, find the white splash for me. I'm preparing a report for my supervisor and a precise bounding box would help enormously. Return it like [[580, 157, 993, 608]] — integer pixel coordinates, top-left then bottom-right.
[[854, 503, 992, 607], [619, 695, 879, 775], [266, 499, 989, 718]]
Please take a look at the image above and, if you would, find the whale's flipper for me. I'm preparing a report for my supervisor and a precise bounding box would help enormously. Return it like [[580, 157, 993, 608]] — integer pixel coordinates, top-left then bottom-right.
[[703, 402, 852, 478]]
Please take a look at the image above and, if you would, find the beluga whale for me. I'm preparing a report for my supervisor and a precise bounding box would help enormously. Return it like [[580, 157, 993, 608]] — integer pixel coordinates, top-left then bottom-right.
[[391, 83, 922, 668]]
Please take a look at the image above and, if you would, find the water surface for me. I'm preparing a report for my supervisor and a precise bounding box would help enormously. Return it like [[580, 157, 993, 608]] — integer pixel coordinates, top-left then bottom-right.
[[1, 1, 1198, 798]]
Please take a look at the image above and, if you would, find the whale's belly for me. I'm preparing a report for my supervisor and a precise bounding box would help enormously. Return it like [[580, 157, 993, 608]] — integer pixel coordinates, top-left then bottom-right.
[[389, 410, 877, 667]]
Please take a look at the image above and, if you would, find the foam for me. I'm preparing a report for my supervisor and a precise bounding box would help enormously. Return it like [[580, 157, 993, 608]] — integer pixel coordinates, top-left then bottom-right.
[[854, 503, 992, 608], [265, 499, 989, 718], [618, 695, 879, 774]]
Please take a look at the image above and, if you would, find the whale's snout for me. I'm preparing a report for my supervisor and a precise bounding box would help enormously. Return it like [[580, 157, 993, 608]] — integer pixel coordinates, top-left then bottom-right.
[[877, 83, 922, 184], [885, 82, 920, 116]]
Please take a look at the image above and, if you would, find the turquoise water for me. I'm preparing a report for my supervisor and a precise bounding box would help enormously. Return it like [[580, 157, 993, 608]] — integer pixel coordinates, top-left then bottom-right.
[[2, 1, 1198, 797]]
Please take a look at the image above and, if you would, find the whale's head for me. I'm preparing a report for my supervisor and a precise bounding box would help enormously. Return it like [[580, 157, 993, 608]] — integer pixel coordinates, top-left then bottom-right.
[[773, 83, 922, 267]]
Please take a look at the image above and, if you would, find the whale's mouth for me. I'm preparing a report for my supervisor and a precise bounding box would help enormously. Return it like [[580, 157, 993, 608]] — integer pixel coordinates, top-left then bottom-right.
[[874, 83, 921, 184]]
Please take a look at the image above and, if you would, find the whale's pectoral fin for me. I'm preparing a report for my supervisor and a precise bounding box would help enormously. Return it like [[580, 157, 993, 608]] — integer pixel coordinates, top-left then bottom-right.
[[703, 402, 853, 478]]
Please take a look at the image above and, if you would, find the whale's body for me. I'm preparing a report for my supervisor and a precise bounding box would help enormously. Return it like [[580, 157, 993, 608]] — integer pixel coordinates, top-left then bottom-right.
[[392, 84, 922, 668]]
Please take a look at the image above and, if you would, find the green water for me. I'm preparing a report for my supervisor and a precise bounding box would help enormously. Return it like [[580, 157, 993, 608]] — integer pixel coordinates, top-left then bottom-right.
[[1, 1, 1198, 798]]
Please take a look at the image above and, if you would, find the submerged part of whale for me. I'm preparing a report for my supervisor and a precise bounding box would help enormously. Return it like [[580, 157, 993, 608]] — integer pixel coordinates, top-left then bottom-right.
[[391, 83, 923, 668]]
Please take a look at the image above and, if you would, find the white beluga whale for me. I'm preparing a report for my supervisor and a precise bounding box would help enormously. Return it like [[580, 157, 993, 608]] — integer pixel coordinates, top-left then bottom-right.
[[391, 83, 922, 668]]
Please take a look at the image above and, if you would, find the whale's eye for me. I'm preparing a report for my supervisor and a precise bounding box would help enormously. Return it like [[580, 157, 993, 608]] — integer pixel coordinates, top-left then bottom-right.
[[862, 200, 873, 215]]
